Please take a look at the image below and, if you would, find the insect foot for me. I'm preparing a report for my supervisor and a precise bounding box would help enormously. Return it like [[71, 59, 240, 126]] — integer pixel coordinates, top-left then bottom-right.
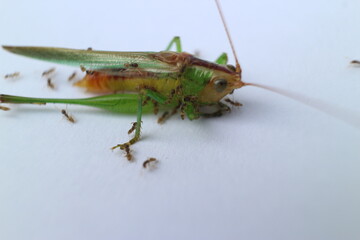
[[157, 102, 181, 124], [224, 98, 242, 107], [157, 111, 169, 124], [111, 134, 140, 161]]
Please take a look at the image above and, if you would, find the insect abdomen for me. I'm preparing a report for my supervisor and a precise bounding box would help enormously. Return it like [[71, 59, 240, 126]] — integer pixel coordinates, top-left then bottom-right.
[[74, 71, 180, 95]]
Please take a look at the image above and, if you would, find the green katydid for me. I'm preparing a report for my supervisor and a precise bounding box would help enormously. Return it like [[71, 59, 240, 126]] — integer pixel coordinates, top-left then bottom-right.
[[1, 0, 357, 160], [0, 0, 248, 157]]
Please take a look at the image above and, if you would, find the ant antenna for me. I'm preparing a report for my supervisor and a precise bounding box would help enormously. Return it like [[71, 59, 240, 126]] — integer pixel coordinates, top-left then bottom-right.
[[215, 0, 242, 74]]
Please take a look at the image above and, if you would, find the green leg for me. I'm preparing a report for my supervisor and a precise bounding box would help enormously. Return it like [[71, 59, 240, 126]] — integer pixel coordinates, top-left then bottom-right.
[[183, 102, 200, 120], [165, 36, 182, 52], [111, 94, 144, 151], [143, 89, 167, 104], [0, 93, 146, 114], [215, 53, 228, 64], [111, 89, 168, 152]]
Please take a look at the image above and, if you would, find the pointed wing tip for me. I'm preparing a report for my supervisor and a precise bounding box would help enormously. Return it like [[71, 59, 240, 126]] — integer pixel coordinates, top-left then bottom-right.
[[2, 46, 19, 53]]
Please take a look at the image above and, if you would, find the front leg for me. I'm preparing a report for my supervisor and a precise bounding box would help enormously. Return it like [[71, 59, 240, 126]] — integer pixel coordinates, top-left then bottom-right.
[[111, 89, 168, 160], [200, 102, 231, 118], [180, 96, 200, 120]]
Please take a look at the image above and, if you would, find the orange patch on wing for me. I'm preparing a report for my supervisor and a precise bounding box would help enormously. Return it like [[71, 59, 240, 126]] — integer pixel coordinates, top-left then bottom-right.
[[74, 71, 180, 95]]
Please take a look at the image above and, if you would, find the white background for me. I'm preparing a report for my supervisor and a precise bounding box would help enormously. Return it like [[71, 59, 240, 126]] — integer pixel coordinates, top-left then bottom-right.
[[1, 0, 360, 239]]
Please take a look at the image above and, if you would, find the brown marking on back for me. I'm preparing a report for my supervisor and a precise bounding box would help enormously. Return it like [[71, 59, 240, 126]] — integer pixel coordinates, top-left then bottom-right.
[[151, 52, 191, 71], [153, 52, 236, 76], [151, 52, 187, 64], [89, 69, 159, 79], [189, 56, 235, 74]]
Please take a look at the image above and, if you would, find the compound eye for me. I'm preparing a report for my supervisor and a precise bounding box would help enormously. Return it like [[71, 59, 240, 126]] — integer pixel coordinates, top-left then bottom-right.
[[214, 79, 228, 92]]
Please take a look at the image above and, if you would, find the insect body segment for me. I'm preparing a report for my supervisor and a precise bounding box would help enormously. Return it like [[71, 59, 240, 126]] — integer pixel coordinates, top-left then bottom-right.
[[61, 109, 76, 123], [128, 122, 138, 135], [42, 67, 55, 77], [123, 144, 133, 161], [143, 157, 159, 170], [68, 71, 77, 81], [47, 78, 55, 89]]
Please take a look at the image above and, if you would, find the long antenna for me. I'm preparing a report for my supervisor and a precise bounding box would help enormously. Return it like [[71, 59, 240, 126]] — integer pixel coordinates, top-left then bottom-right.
[[215, 0, 242, 74], [214, 1, 359, 128], [245, 82, 360, 129]]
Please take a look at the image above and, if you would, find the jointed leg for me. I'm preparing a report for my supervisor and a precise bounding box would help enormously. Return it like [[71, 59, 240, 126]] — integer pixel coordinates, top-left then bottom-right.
[[224, 98, 242, 107], [201, 102, 231, 118], [165, 36, 182, 52], [152, 100, 159, 115], [157, 101, 181, 124], [143, 96, 159, 115], [215, 53, 228, 65], [111, 89, 167, 159], [143, 88, 167, 104], [180, 96, 200, 120], [165, 85, 182, 104], [111, 94, 143, 153]]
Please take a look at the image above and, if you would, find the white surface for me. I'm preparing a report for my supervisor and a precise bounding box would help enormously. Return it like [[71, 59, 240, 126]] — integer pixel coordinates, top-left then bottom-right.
[[1, 0, 360, 239]]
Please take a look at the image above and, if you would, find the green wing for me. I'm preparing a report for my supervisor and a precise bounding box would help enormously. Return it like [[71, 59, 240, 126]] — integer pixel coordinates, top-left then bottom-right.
[[2, 46, 178, 72]]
